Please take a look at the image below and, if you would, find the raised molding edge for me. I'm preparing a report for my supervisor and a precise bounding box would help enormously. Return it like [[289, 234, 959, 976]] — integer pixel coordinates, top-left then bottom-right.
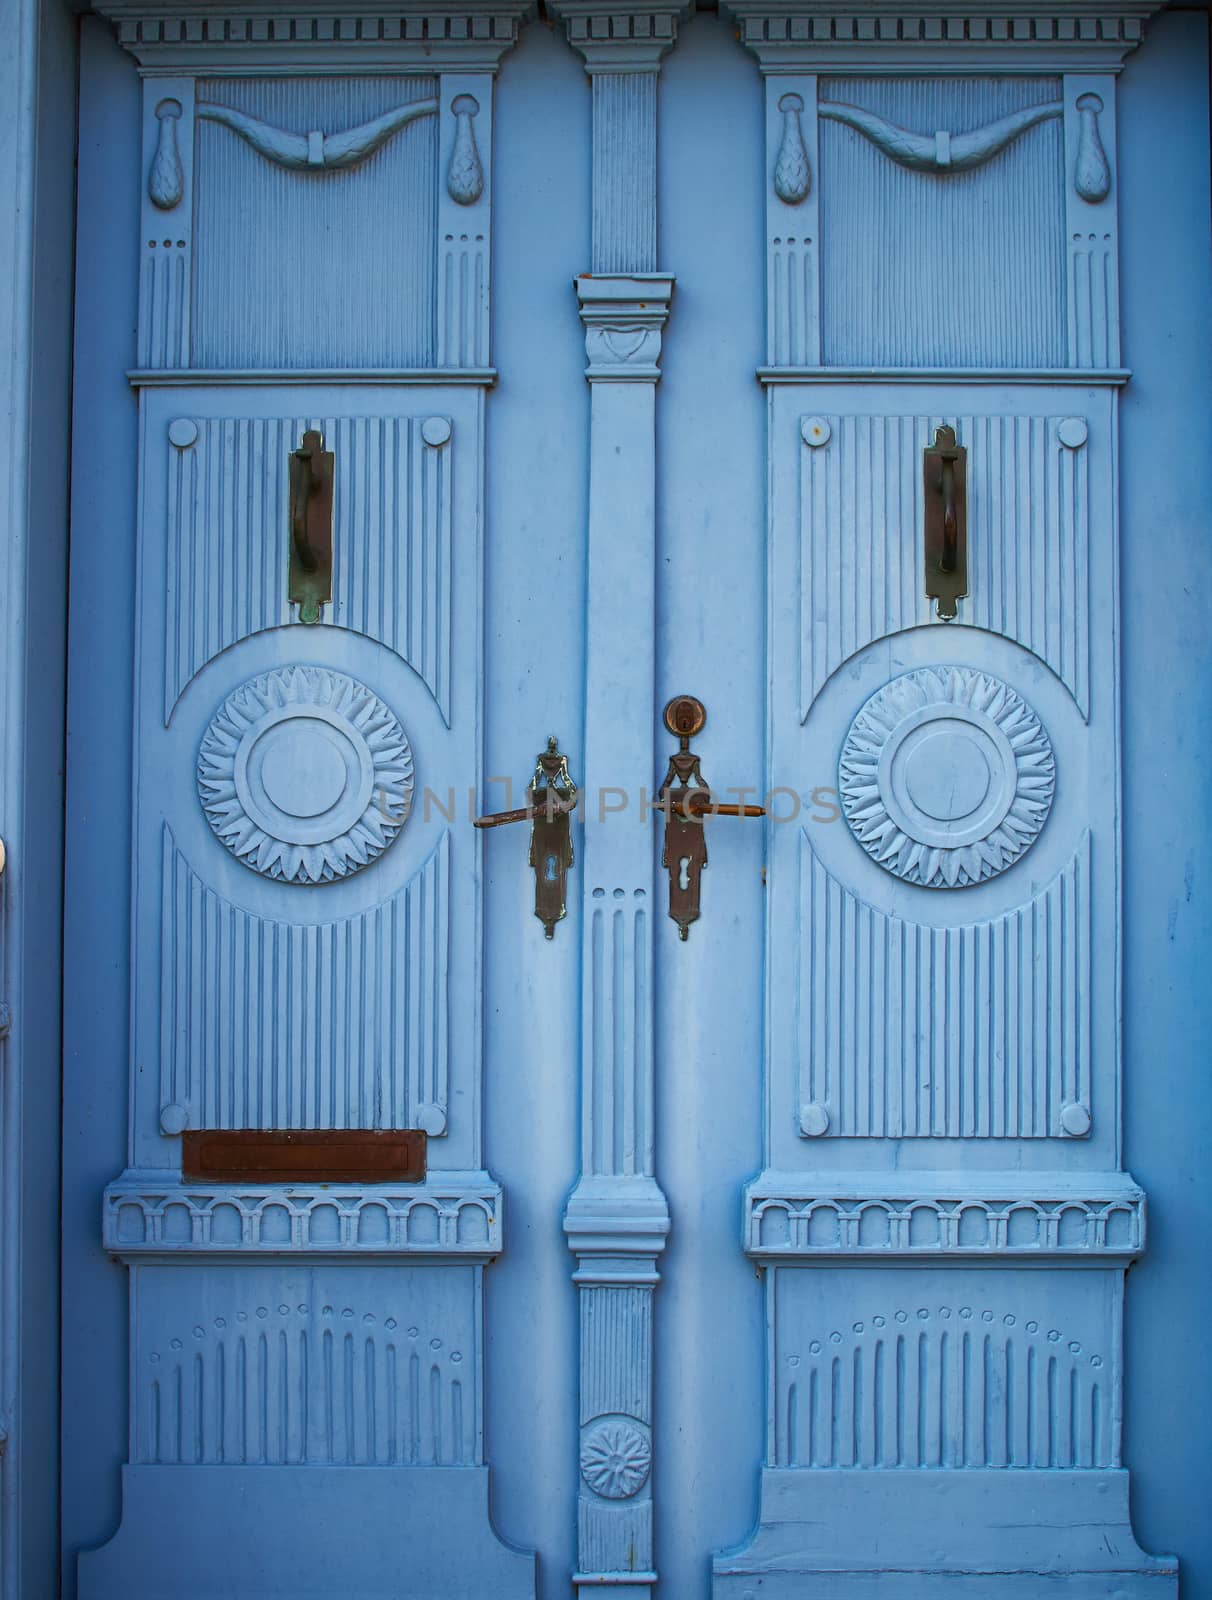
[[745, 1171, 1146, 1260], [127, 367, 498, 386], [757, 366, 1131, 385], [93, 1, 536, 73], [103, 1169, 504, 1260], [722, 1, 1167, 72]]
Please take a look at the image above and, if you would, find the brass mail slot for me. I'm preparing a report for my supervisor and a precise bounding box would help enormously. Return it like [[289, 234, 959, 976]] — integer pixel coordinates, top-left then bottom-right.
[[182, 1129, 426, 1184]]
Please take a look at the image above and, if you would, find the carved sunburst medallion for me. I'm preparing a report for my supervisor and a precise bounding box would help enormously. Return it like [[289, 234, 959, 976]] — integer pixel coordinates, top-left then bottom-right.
[[198, 666, 413, 884], [839, 667, 1054, 889], [579, 1419, 652, 1500]]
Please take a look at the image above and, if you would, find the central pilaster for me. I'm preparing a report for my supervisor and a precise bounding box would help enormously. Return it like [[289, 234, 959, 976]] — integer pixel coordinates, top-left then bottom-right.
[[553, 4, 685, 1593]]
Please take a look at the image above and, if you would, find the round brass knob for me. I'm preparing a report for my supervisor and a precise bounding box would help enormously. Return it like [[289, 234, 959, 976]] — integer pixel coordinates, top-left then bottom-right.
[[663, 695, 706, 740]]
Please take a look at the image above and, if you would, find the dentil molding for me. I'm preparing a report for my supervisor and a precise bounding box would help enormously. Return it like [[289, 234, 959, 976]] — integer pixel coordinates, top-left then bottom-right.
[[723, 0, 1167, 71], [94, 0, 536, 72], [549, 0, 692, 70]]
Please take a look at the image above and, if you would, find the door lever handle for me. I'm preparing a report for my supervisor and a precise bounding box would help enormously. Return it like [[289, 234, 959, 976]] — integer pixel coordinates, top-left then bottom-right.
[[659, 696, 765, 940], [474, 737, 578, 939]]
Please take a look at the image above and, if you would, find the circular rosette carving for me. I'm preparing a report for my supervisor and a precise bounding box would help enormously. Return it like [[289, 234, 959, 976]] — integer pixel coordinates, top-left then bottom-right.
[[839, 666, 1055, 889], [198, 666, 413, 884], [579, 1419, 651, 1500]]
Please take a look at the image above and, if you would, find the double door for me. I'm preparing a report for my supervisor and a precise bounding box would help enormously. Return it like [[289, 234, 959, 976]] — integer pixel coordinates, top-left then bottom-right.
[[61, 7, 1184, 1598]]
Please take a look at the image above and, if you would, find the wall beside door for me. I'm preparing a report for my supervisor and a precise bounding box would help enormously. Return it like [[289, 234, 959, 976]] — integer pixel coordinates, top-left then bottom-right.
[[1119, 11, 1212, 1599]]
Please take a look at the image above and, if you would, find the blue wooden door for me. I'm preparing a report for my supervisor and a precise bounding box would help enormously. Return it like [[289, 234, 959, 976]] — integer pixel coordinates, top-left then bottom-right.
[[61, 3, 1202, 1597]]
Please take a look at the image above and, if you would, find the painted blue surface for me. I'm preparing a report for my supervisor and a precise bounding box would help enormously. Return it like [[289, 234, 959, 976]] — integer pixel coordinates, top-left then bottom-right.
[[55, 5, 1212, 1598], [1118, 13, 1212, 1598]]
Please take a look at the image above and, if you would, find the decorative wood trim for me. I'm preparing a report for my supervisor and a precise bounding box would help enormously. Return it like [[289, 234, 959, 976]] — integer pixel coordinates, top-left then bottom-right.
[[550, 0, 689, 72], [128, 367, 497, 385], [95, 2, 535, 73], [724, 1, 1167, 72], [104, 1170, 503, 1259], [745, 1173, 1146, 1259], [758, 365, 1131, 384]]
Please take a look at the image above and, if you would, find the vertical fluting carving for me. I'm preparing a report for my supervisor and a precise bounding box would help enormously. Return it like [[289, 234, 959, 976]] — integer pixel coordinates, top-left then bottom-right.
[[592, 74, 658, 274], [587, 903, 652, 1177], [774, 92, 811, 203], [798, 414, 1090, 721], [149, 98, 184, 209], [159, 828, 449, 1133], [193, 76, 436, 369], [773, 1295, 1112, 1470], [163, 415, 452, 724], [819, 76, 1065, 367], [134, 1269, 477, 1465], [139, 242, 190, 368], [1073, 93, 1111, 203], [581, 1288, 652, 1423], [799, 833, 1091, 1140], [446, 93, 484, 204]]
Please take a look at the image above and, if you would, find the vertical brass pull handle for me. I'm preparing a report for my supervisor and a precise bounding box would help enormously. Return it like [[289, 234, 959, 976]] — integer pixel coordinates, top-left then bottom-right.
[[288, 429, 334, 624], [924, 423, 968, 619]]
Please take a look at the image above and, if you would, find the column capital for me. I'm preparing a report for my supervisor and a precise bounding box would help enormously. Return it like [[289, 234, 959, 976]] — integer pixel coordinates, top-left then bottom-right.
[[576, 273, 674, 381], [564, 1177, 671, 1280], [549, 0, 691, 71]]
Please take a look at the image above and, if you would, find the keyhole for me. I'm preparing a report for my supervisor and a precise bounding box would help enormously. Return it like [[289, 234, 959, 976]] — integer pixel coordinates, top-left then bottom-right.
[[678, 856, 691, 891], [544, 854, 558, 883]]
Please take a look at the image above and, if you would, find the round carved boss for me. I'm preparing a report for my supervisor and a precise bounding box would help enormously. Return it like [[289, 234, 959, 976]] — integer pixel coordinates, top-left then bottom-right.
[[839, 666, 1055, 889], [197, 666, 414, 884], [579, 1419, 652, 1500]]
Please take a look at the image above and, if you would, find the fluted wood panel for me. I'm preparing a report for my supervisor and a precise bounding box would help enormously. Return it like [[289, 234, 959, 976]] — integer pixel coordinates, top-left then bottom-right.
[[819, 77, 1065, 367], [586, 901, 652, 1177], [591, 74, 657, 274], [139, 245, 189, 369], [799, 413, 1090, 719], [163, 414, 452, 723], [135, 1269, 475, 1465], [193, 76, 436, 368], [159, 827, 449, 1130], [774, 1293, 1112, 1470], [580, 1288, 652, 1425], [799, 832, 1091, 1139]]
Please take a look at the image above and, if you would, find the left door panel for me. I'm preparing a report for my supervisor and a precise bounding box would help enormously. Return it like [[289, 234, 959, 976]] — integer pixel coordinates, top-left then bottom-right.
[[80, 385, 533, 1599], [64, 12, 536, 1591]]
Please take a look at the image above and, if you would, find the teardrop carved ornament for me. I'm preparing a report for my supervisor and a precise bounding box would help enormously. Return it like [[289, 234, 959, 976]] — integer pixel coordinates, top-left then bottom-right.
[[819, 97, 1062, 174]]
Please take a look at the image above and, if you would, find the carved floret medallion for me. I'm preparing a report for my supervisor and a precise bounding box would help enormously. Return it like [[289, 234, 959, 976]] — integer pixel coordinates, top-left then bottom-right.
[[840, 666, 1054, 888], [579, 1419, 652, 1500], [198, 666, 413, 884]]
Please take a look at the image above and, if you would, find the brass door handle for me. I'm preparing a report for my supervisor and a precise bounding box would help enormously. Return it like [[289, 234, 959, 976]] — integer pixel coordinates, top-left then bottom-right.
[[658, 696, 764, 940], [288, 429, 334, 624], [924, 423, 968, 619], [475, 738, 578, 939]]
